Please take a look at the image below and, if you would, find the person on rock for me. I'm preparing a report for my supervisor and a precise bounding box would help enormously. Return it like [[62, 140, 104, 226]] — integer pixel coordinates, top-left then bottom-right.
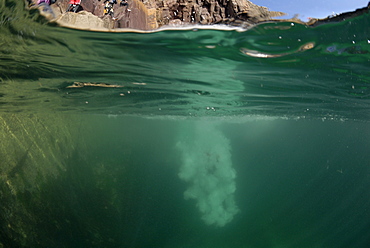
[[36, 0, 50, 5], [120, 0, 128, 7], [100, 0, 128, 19], [66, 0, 81, 13], [35, 0, 57, 18], [35, 0, 57, 6]]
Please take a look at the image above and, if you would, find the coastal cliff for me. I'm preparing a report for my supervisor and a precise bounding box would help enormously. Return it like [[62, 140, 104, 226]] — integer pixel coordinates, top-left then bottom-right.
[[35, 0, 285, 30]]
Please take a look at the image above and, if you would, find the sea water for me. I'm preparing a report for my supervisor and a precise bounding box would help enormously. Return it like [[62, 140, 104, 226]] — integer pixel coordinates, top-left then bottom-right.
[[0, 1, 370, 247]]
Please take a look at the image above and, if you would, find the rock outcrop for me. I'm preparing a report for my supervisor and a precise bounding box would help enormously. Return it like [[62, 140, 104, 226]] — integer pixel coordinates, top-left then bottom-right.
[[34, 0, 286, 30]]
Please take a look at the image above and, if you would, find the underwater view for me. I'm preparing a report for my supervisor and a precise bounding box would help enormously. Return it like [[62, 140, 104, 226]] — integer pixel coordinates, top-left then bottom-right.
[[1, 0, 370, 247]]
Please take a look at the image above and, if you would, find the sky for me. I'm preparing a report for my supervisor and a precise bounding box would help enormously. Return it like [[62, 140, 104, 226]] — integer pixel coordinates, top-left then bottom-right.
[[253, 0, 369, 20]]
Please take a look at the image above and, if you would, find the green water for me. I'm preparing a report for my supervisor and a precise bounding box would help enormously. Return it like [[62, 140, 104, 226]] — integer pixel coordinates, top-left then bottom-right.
[[0, 1, 370, 247]]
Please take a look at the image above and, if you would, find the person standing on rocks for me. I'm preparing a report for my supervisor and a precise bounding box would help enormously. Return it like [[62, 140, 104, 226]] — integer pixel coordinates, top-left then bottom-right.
[[36, 0, 56, 5], [35, 0, 56, 18], [101, 0, 128, 19], [66, 0, 81, 12]]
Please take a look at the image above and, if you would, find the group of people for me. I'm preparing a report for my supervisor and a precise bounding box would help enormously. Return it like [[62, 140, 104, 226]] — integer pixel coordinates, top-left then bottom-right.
[[34, 0, 128, 19], [67, 0, 128, 16]]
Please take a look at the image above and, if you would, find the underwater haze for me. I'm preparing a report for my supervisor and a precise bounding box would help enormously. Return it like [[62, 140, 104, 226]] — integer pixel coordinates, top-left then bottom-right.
[[1, 0, 370, 247]]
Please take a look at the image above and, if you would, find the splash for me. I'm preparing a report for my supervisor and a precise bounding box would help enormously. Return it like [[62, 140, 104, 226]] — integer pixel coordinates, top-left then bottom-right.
[[177, 121, 239, 227]]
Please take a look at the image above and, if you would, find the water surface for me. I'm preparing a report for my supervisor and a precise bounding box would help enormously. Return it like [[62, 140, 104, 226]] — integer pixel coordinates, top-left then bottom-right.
[[0, 1, 370, 247]]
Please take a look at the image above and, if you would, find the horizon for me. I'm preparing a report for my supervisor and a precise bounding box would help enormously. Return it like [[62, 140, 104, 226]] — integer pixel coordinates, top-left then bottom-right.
[[253, 0, 369, 20]]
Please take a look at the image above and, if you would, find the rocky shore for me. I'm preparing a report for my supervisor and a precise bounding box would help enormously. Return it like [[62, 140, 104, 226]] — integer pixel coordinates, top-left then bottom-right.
[[34, 0, 285, 30], [32, 0, 370, 31]]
